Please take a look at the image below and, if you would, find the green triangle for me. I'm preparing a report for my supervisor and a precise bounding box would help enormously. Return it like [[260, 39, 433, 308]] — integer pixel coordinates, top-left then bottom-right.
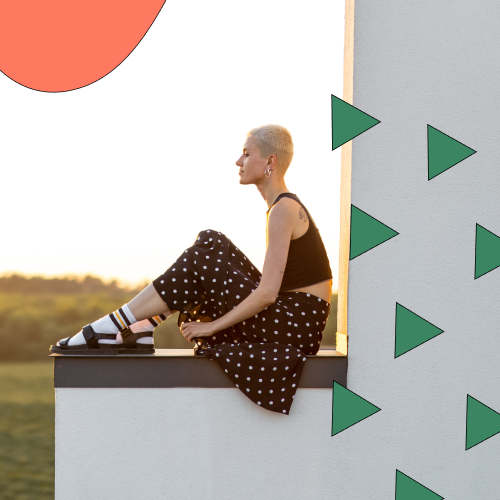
[[395, 470, 444, 500], [395, 303, 444, 358], [466, 395, 500, 450], [331, 94, 381, 150], [428, 125, 476, 180], [350, 205, 399, 259], [331, 381, 381, 436], [475, 224, 500, 279]]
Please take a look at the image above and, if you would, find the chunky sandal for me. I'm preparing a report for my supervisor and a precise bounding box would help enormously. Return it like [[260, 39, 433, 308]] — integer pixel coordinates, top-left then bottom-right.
[[112, 327, 155, 354], [49, 325, 155, 355]]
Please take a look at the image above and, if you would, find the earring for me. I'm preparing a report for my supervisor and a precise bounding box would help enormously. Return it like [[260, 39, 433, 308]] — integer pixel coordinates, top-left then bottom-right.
[[264, 167, 272, 178]]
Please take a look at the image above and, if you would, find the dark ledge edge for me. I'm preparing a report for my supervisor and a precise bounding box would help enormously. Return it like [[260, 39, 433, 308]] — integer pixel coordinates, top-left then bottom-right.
[[52, 349, 347, 389]]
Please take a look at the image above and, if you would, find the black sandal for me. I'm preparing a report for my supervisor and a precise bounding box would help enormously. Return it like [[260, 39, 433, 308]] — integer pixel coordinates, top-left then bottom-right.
[[49, 325, 155, 355], [113, 327, 155, 354]]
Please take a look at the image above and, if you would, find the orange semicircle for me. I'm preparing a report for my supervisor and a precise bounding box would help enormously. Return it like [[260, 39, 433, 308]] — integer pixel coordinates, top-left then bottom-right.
[[0, 0, 166, 92]]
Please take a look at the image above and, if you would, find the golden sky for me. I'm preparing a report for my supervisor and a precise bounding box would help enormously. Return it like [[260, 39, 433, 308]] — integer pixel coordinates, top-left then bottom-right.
[[0, 0, 344, 290]]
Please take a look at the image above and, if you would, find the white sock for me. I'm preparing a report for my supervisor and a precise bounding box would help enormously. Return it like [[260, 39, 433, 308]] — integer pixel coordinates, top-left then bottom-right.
[[63, 304, 137, 346], [64, 330, 86, 347], [97, 304, 137, 344], [132, 315, 167, 333], [116, 314, 170, 345]]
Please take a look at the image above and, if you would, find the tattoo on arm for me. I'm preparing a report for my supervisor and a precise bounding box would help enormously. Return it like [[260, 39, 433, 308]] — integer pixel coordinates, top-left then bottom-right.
[[299, 207, 308, 222]]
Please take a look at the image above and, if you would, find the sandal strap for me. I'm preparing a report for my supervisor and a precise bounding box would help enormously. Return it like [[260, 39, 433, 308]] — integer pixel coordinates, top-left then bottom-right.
[[99, 333, 118, 340], [136, 331, 153, 339], [82, 324, 101, 349], [121, 327, 136, 348], [58, 329, 117, 349], [59, 337, 71, 348], [121, 328, 153, 348]]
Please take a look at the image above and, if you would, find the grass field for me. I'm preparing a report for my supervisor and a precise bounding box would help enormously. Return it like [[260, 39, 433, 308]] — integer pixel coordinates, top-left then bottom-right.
[[0, 361, 54, 500], [0, 290, 337, 499]]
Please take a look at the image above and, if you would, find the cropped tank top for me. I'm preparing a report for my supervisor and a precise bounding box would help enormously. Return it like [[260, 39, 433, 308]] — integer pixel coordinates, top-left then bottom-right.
[[266, 192, 333, 293]]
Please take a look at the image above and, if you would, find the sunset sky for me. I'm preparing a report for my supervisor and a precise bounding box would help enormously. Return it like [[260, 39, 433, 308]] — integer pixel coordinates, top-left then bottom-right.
[[0, 0, 345, 290]]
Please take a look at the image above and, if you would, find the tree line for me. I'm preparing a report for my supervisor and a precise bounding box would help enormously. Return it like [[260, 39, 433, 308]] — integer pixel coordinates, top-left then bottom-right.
[[0, 274, 143, 295], [0, 274, 337, 362]]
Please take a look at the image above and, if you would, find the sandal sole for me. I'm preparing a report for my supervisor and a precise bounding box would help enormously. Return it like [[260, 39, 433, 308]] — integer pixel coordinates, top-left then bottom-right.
[[49, 345, 155, 355]]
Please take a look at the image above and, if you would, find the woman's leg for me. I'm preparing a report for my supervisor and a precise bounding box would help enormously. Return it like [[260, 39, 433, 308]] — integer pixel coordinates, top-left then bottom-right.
[[58, 284, 175, 346], [56, 229, 221, 347], [127, 284, 175, 320]]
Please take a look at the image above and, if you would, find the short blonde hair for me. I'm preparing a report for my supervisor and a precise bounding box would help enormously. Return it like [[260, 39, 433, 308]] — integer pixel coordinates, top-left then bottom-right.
[[246, 124, 294, 174]]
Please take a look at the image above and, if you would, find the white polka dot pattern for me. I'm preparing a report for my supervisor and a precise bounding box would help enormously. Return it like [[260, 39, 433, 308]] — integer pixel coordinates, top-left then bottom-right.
[[152, 229, 331, 415]]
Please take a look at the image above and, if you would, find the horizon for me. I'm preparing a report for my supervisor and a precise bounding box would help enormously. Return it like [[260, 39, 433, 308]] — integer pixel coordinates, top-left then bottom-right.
[[0, 271, 340, 294]]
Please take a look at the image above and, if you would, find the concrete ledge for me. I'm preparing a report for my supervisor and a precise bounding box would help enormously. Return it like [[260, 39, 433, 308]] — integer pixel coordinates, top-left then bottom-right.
[[53, 348, 347, 499], [51, 348, 347, 388]]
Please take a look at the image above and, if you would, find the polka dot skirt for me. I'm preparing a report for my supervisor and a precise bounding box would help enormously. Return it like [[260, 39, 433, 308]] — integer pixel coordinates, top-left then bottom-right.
[[152, 229, 331, 415]]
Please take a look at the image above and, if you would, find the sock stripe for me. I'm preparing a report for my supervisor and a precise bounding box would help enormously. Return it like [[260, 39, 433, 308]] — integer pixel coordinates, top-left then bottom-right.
[[113, 310, 127, 329], [109, 313, 123, 331], [118, 307, 132, 327], [144, 315, 166, 329]]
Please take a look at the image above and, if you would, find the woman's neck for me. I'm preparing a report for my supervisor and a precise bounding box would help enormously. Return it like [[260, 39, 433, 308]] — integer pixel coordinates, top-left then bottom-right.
[[264, 187, 292, 210]]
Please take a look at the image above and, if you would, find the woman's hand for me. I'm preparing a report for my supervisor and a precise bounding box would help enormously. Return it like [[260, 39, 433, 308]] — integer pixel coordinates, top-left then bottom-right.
[[180, 319, 216, 342]]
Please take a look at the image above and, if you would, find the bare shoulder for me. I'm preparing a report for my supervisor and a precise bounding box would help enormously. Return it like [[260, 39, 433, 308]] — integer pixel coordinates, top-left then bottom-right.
[[269, 197, 308, 223]]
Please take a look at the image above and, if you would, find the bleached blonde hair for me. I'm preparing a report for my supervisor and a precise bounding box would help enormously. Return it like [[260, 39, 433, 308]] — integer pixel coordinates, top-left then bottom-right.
[[246, 124, 294, 175]]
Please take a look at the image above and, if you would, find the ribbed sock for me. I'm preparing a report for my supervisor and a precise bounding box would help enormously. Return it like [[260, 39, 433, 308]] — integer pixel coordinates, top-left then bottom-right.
[[116, 314, 169, 345], [95, 304, 138, 344], [62, 307, 170, 347], [131, 314, 168, 333], [64, 304, 137, 346]]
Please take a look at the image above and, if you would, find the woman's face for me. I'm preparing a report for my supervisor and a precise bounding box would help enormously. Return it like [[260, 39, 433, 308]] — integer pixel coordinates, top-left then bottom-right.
[[235, 136, 268, 185]]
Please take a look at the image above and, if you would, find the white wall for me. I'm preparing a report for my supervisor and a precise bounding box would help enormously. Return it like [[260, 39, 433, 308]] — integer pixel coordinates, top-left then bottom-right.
[[346, 0, 500, 497], [55, 388, 349, 500]]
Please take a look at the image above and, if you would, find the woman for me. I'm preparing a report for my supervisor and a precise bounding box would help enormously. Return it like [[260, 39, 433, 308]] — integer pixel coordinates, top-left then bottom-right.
[[50, 124, 333, 415]]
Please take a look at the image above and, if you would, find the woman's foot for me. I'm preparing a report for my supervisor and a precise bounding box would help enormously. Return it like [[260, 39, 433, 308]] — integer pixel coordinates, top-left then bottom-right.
[[50, 328, 155, 355], [58, 329, 88, 346], [55, 314, 168, 347], [56, 305, 138, 347], [57, 328, 118, 347], [115, 317, 165, 345]]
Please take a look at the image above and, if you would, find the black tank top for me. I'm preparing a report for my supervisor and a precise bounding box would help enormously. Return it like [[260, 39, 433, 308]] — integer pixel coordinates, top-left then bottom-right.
[[266, 192, 333, 293]]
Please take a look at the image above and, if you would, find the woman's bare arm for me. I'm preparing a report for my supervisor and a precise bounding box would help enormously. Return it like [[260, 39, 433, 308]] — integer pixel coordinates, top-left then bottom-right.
[[187, 201, 296, 338]]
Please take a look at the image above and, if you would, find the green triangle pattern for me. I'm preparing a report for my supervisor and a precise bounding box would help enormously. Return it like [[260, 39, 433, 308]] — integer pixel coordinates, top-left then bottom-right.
[[475, 224, 500, 279], [350, 205, 399, 259], [466, 395, 500, 450], [428, 125, 476, 180], [331, 94, 380, 151], [395, 470, 444, 500], [331, 381, 381, 436], [395, 303, 444, 358]]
